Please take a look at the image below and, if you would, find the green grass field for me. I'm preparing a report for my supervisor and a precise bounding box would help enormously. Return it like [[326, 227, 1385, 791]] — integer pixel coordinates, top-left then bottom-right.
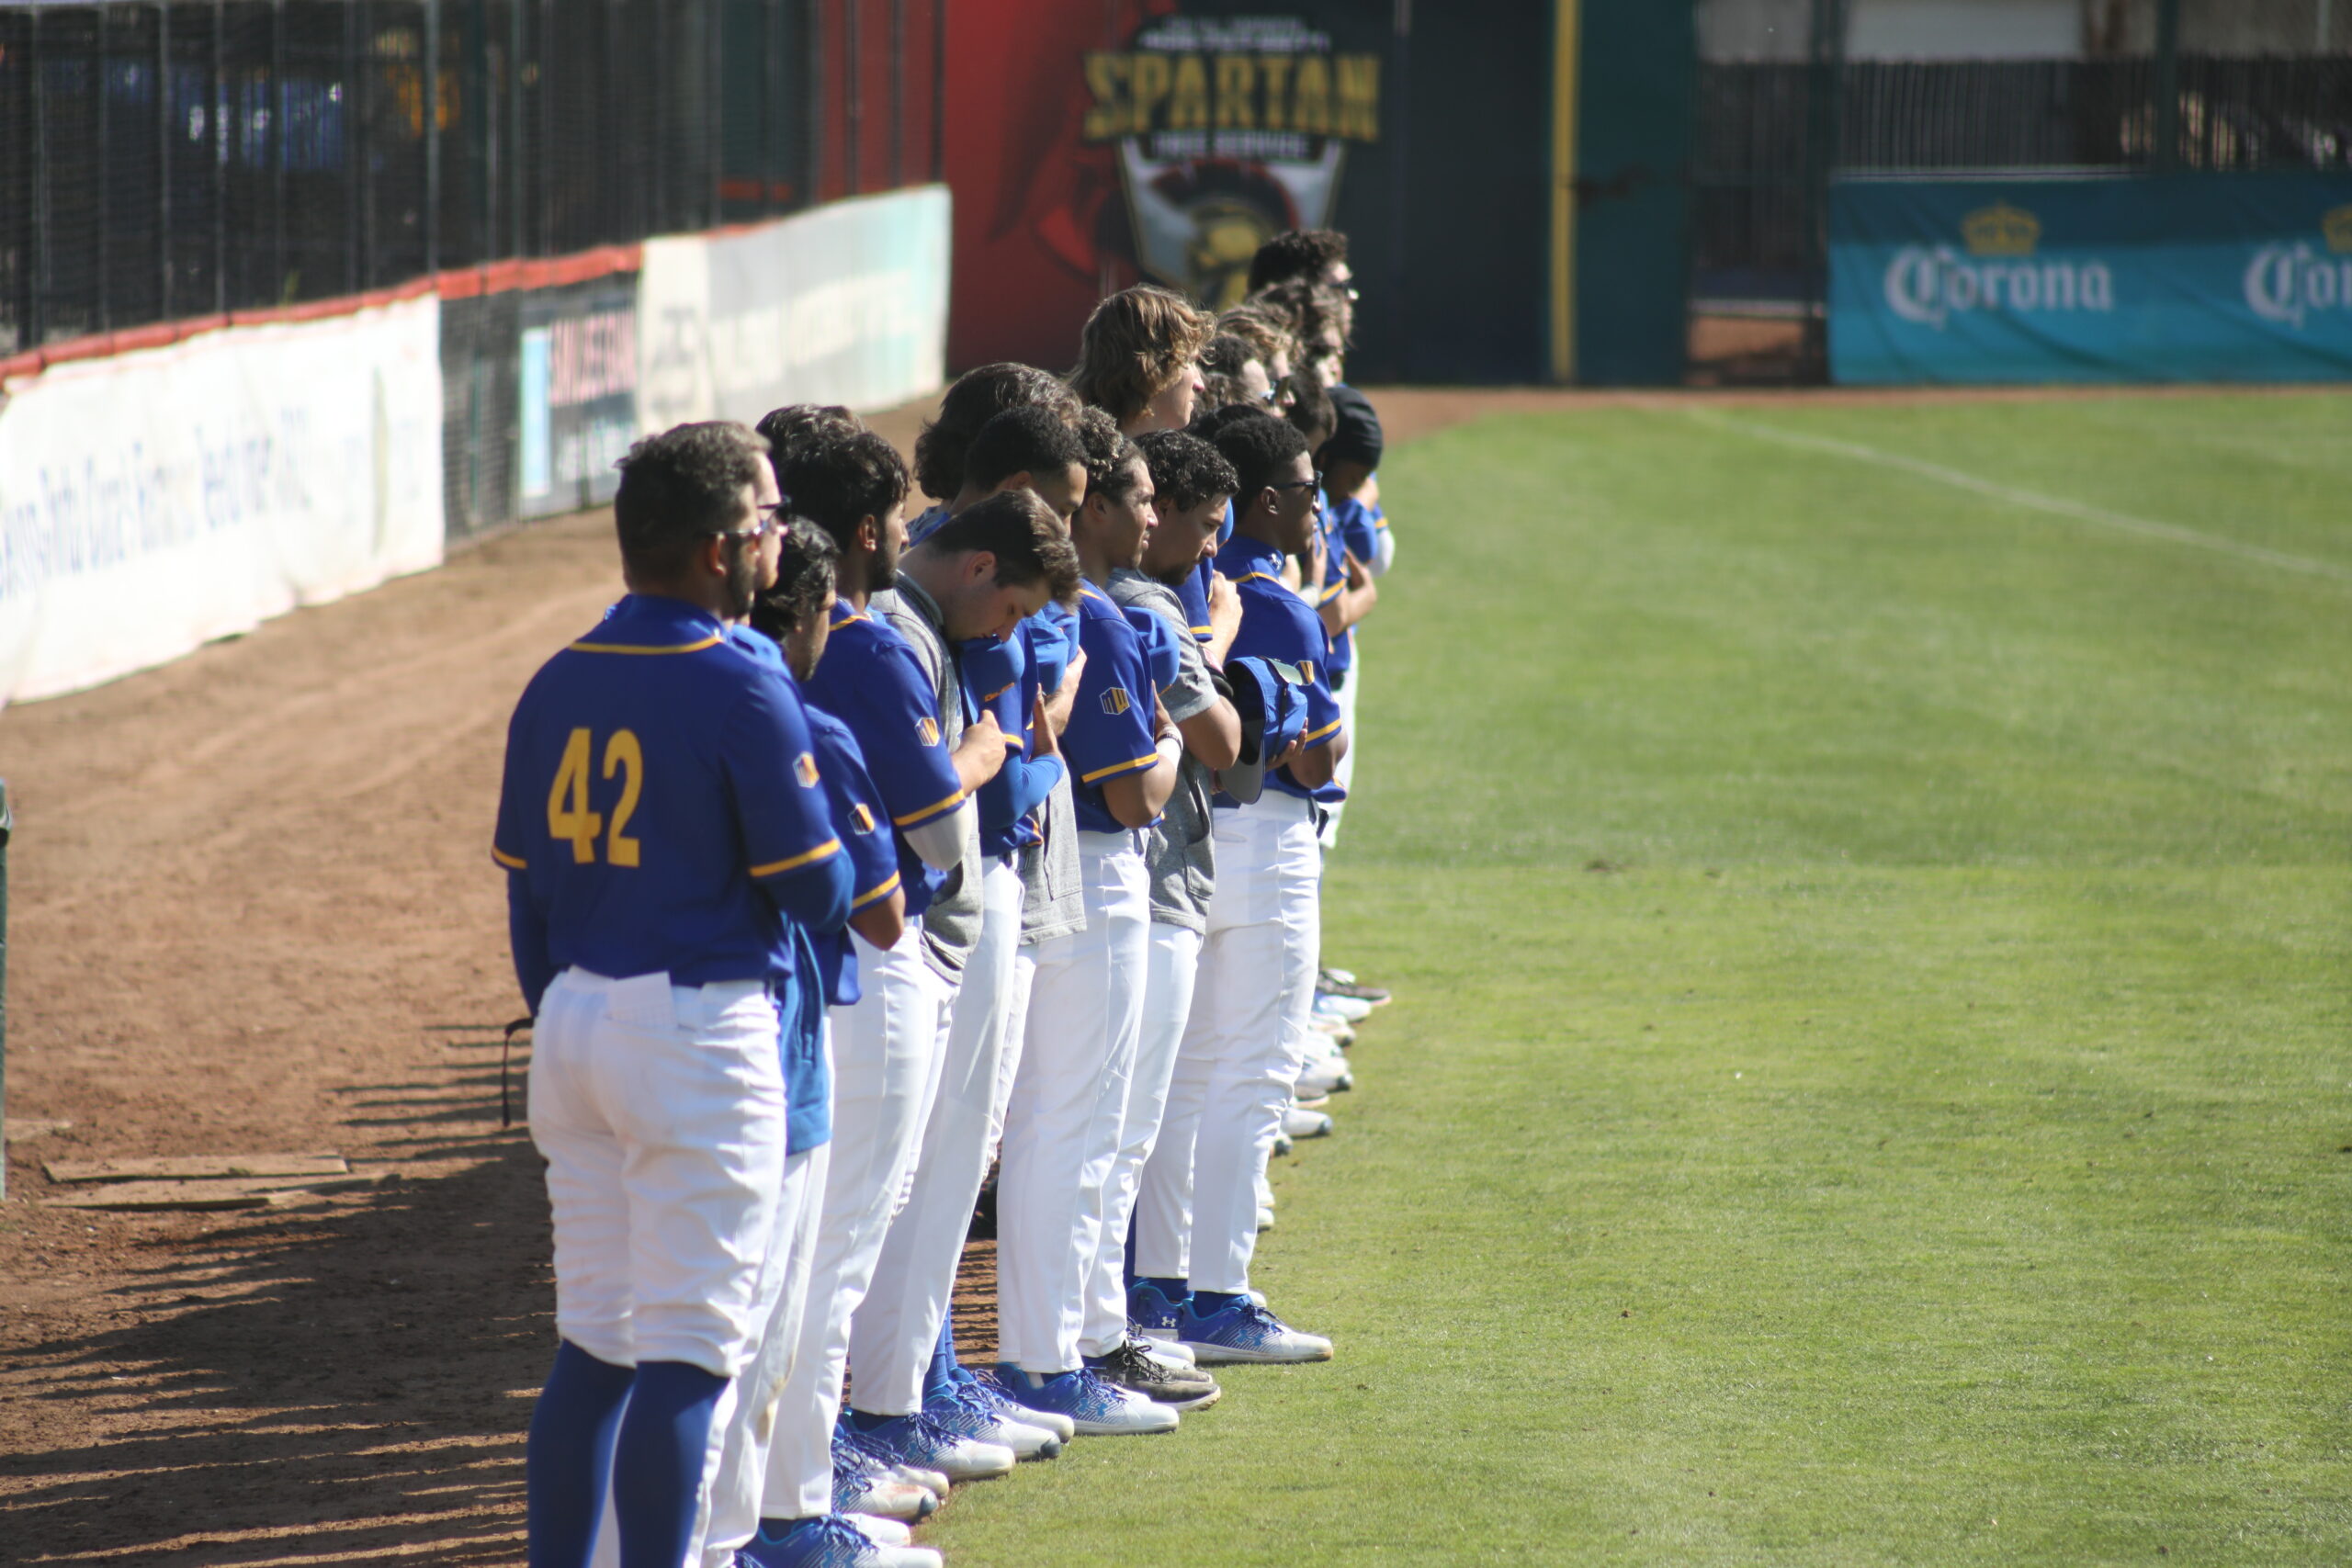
[[931, 393, 2352, 1566]]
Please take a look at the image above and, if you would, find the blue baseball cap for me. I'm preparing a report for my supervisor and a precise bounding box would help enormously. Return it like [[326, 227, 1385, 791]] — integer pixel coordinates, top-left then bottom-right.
[[1221, 655, 1312, 804]]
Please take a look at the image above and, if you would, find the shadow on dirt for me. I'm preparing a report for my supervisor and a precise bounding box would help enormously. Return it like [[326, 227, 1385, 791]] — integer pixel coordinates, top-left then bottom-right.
[[0, 1070, 550, 1565]]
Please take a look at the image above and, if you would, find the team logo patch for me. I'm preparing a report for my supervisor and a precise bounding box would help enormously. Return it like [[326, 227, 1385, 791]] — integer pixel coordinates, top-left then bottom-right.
[[793, 752, 820, 788], [917, 716, 941, 747], [1100, 685, 1133, 716], [850, 803, 876, 834]]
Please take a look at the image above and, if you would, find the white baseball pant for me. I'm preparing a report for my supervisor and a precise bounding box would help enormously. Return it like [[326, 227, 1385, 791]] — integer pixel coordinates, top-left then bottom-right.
[[996, 830, 1151, 1372], [850, 859, 1024, 1414], [759, 929, 948, 1520], [529, 967, 788, 1377], [1135, 793, 1322, 1292], [1081, 919, 1202, 1355]]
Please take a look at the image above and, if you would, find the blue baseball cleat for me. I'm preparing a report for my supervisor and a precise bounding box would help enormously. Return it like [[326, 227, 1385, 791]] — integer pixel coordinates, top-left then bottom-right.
[[738, 1513, 939, 1568], [986, 1363, 1179, 1435], [1178, 1296, 1334, 1365]]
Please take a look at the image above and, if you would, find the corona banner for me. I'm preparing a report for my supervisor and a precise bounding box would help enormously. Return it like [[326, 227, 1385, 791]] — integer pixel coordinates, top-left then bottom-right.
[[1829, 174, 2352, 384]]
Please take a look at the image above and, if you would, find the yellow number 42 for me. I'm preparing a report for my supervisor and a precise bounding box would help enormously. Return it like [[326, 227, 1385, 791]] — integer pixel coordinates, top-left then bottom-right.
[[547, 728, 644, 865]]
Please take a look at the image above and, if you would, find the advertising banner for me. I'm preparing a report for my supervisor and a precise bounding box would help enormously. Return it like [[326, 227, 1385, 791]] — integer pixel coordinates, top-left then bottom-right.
[[1829, 173, 2352, 384], [0, 296, 444, 705], [518, 278, 639, 518], [637, 187, 951, 434]]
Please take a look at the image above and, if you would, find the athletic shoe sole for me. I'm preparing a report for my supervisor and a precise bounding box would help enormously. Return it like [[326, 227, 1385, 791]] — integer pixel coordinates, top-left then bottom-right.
[[1180, 1337, 1334, 1366]]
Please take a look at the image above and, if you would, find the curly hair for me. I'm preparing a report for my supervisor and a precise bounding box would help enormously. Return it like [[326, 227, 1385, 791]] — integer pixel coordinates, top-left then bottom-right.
[[1247, 228, 1349, 294], [1069, 286, 1216, 425], [754, 404, 862, 469], [966, 406, 1086, 494], [775, 427, 910, 552], [911, 364, 1080, 501], [1209, 409, 1309, 506], [1283, 373, 1336, 453], [1249, 278, 1351, 352], [747, 522, 838, 647], [1216, 304, 1295, 372], [1073, 406, 1145, 501], [1134, 429, 1238, 515]]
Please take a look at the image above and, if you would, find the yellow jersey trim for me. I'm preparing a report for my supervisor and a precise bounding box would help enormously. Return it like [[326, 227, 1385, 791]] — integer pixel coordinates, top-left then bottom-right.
[[979, 680, 1016, 704], [491, 846, 527, 871], [1080, 751, 1161, 785], [892, 788, 967, 829], [750, 840, 842, 877], [568, 634, 725, 655], [1301, 717, 1344, 745], [852, 872, 904, 911]]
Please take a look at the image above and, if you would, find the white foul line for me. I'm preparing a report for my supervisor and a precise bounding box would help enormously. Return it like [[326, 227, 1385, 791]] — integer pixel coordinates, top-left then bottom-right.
[[1676, 407, 2352, 589]]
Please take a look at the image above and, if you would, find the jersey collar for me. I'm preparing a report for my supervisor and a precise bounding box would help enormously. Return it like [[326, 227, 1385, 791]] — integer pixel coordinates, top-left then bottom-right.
[[572, 593, 727, 653], [1215, 532, 1284, 581]]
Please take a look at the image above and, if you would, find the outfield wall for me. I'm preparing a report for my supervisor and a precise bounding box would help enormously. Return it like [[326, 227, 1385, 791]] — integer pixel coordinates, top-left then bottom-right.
[[0, 187, 950, 708]]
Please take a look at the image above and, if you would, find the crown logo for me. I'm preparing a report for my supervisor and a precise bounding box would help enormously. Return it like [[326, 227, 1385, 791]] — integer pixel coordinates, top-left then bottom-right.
[[2324, 205, 2352, 254], [1962, 202, 2039, 258]]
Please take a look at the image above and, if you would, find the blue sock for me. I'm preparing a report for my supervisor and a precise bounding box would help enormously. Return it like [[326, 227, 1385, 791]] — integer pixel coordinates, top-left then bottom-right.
[[526, 1340, 634, 1568], [609, 1360, 727, 1568], [922, 1308, 960, 1404], [847, 1405, 899, 1433], [1193, 1290, 1247, 1316], [1140, 1276, 1189, 1305], [1124, 1212, 1140, 1288]]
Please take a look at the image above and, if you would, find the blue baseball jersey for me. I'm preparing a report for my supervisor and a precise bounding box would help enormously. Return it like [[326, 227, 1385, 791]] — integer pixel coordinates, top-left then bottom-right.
[[965, 631, 1065, 860], [1123, 601, 1186, 697], [805, 702, 901, 1010], [802, 600, 967, 920], [493, 594, 852, 1010], [1178, 565, 1216, 650], [1062, 583, 1162, 834], [1214, 534, 1344, 805], [1317, 495, 1363, 679]]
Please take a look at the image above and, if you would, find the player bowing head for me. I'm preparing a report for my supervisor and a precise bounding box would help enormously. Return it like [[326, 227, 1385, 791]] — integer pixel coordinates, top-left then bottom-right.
[[1071, 284, 1216, 436], [914, 364, 1080, 505], [615, 419, 784, 621], [956, 406, 1089, 526], [900, 489, 1081, 644], [750, 520, 840, 683]]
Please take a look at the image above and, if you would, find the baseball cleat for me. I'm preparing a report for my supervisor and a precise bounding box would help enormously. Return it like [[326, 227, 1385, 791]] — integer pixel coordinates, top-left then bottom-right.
[[738, 1513, 941, 1568], [1256, 1206, 1275, 1231], [1313, 991, 1375, 1025], [1132, 1331, 1196, 1367], [830, 1436, 938, 1521], [1317, 965, 1392, 1005], [837, 1423, 952, 1501], [924, 1378, 1064, 1459], [1126, 1280, 1188, 1343], [848, 1410, 1014, 1483], [987, 1363, 1181, 1435], [1283, 1104, 1334, 1139], [1310, 1015, 1358, 1047], [1272, 1130, 1295, 1157], [847, 1516, 913, 1547], [952, 1366, 1075, 1442], [1296, 1054, 1352, 1098], [1178, 1297, 1334, 1365], [1085, 1337, 1222, 1411]]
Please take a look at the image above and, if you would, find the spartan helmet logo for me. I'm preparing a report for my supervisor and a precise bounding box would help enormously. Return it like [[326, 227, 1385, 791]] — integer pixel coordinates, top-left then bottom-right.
[[1100, 685, 1134, 716]]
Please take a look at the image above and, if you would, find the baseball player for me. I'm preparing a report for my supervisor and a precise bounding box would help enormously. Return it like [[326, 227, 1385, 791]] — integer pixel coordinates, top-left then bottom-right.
[[495, 423, 852, 1568], [1130, 412, 1342, 1366], [753, 426, 1016, 1557], [989, 421, 1188, 1436]]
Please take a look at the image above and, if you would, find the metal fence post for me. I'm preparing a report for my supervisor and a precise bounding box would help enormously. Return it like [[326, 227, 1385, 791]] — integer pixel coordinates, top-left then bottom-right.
[[98, 12, 113, 332], [212, 0, 226, 313], [424, 0, 441, 272], [889, 0, 904, 188], [1, 781, 13, 1203], [157, 0, 173, 318], [273, 0, 288, 300], [28, 8, 48, 347], [2153, 0, 2181, 171], [345, 0, 362, 293]]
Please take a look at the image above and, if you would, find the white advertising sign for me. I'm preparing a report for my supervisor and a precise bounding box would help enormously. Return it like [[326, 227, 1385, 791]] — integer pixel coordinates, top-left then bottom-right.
[[0, 295, 445, 705], [637, 186, 951, 433]]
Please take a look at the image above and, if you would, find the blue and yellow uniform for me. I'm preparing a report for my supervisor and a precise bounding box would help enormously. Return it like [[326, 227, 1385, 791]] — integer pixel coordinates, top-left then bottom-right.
[[1214, 533, 1344, 805], [802, 599, 967, 919], [965, 632, 1066, 861], [494, 593, 852, 1003], [1061, 583, 1164, 834]]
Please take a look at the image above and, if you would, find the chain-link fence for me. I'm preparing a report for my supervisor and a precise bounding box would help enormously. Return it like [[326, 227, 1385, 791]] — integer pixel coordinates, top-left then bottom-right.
[[0, 0, 944, 355]]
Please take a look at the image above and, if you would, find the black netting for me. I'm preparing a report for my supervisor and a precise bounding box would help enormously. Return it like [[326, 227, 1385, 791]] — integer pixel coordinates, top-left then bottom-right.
[[0, 0, 933, 355]]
